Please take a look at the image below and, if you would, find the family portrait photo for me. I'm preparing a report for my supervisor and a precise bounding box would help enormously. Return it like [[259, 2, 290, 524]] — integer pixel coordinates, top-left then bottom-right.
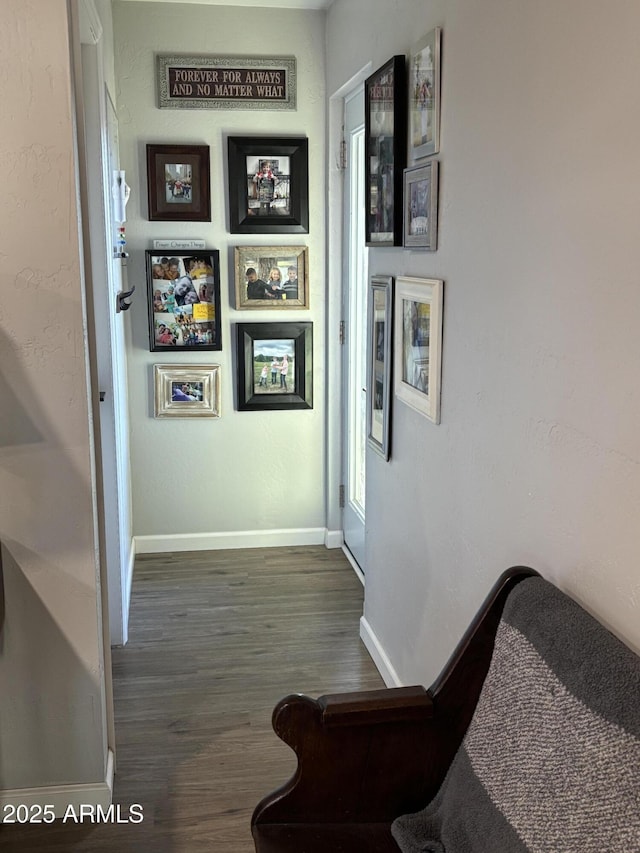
[[146, 250, 221, 351], [165, 163, 192, 204], [146, 144, 210, 222], [234, 245, 309, 309], [251, 339, 296, 395]]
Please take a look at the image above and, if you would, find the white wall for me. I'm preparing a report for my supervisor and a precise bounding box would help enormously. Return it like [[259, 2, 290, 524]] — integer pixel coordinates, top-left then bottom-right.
[[95, 0, 117, 102], [113, 2, 327, 550], [0, 0, 109, 795], [327, 0, 640, 685]]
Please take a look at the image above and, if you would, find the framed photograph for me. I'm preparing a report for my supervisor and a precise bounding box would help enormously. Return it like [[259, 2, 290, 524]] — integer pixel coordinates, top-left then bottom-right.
[[154, 364, 221, 418], [236, 322, 312, 411], [146, 144, 210, 221], [409, 28, 441, 160], [367, 275, 394, 459], [145, 250, 222, 352], [394, 276, 443, 424], [156, 54, 296, 111], [234, 246, 309, 309], [403, 161, 438, 250], [227, 136, 309, 234], [365, 55, 407, 246]]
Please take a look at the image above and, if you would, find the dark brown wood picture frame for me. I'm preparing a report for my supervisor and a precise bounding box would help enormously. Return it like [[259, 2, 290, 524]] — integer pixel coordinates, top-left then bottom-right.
[[365, 56, 407, 246], [227, 136, 309, 234], [146, 144, 211, 221]]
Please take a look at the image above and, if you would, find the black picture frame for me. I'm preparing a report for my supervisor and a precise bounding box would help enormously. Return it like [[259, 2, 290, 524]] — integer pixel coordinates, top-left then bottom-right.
[[227, 136, 309, 234], [236, 322, 313, 411], [365, 55, 407, 246], [146, 144, 211, 221], [146, 250, 222, 352], [366, 275, 393, 460]]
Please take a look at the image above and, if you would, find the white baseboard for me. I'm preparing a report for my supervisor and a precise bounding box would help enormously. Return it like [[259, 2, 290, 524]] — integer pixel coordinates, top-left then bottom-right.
[[342, 545, 364, 586], [0, 750, 114, 818], [324, 529, 344, 549], [134, 527, 327, 554], [360, 616, 403, 687]]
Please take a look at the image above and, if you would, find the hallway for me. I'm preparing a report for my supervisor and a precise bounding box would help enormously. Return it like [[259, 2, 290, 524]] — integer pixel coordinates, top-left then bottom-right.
[[0, 547, 382, 853]]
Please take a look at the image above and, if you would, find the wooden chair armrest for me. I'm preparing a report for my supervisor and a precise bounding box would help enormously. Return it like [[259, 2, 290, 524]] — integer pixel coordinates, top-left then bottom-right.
[[252, 567, 540, 842], [319, 685, 434, 727], [252, 687, 445, 827]]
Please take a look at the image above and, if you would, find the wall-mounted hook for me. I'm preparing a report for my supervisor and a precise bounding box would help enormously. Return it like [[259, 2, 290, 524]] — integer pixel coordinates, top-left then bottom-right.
[[116, 284, 135, 312], [115, 252, 134, 313]]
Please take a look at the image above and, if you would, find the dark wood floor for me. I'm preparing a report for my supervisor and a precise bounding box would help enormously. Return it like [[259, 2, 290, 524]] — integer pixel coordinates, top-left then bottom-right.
[[1, 546, 383, 852]]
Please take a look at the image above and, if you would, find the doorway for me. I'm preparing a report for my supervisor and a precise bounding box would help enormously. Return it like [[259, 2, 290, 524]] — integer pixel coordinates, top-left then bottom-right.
[[341, 87, 368, 571]]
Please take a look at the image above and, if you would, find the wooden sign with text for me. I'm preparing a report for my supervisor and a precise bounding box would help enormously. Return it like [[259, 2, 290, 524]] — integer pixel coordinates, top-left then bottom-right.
[[157, 55, 296, 111]]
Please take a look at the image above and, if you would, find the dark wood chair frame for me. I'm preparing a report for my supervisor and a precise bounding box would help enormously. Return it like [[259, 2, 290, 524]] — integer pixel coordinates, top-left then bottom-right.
[[252, 566, 540, 852]]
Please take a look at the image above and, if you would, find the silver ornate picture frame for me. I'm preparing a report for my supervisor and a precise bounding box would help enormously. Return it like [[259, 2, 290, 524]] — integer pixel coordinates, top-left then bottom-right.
[[157, 55, 297, 110], [403, 161, 439, 250], [154, 364, 221, 418], [367, 275, 394, 459]]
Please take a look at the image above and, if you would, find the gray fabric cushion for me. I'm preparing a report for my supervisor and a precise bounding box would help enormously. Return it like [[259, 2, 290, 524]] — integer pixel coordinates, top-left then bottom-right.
[[391, 577, 640, 853]]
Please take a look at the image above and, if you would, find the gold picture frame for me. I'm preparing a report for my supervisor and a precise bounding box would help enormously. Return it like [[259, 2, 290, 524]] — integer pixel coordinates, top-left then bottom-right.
[[234, 246, 309, 309]]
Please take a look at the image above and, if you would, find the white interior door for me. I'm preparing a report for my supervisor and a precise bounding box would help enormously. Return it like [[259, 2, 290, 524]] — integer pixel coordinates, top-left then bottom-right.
[[341, 88, 368, 570]]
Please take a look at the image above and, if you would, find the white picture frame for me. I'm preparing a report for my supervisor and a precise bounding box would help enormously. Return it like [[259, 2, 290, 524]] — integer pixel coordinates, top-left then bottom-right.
[[394, 277, 443, 423]]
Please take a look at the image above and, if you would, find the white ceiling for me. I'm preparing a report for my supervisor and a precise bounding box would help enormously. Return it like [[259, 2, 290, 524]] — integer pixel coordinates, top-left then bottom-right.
[[118, 0, 333, 9]]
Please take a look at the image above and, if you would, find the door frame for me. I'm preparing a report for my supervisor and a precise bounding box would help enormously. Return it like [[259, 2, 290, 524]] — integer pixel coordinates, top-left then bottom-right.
[[341, 87, 367, 571], [69, 0, 117, 772], [326, 64, 372, 555]]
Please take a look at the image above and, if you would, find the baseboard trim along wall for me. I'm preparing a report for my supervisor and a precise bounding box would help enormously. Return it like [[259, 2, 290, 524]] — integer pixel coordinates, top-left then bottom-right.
[[342, 544, 364, 585], [360, 616, 403, 688], [0, 750, 114, 819], [134, 528, 328, 554], [324, 529, 343, 549]]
